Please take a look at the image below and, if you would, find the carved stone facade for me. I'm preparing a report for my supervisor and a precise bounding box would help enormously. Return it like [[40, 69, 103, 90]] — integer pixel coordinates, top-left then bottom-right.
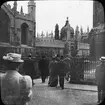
[[89, 1, 105, 60], [60, 17, 75, 56], [0, 1, 36, 57], [36, 37, 64, 57]]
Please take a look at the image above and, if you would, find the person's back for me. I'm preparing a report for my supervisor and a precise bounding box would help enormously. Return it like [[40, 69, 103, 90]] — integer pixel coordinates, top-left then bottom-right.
[[39, 59, 46, 70], [57, 56, 65, 89], [49, 60, 58, 76], [38, 56, 49, 83], [23, 58, 34, 70], [38, 57, 49, 74], [1, 71, 22, 104], [23, 57, 35, 81], [95, 64, 105, 88], [57, 59, 66, 75], [1, 71, 32, 105], [0, 53, 33, 105], [48, 57, 58, 87], [95, 57, 105, 104]]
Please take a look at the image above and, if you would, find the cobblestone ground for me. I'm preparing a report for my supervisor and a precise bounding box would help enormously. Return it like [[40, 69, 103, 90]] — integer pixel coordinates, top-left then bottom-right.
[[28, 79, 97, 105]]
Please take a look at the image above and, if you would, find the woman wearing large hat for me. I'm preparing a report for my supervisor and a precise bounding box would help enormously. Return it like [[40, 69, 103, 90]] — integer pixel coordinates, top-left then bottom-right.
[[0, 53, 33, 105]]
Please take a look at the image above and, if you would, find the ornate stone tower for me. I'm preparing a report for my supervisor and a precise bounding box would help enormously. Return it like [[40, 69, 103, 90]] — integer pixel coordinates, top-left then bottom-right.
[[28, 0, 36, 49], [89, 1, 105, 60], [28, 0, 36, 21], [60, 17, 74, 56], [0, 1, 36, 57]]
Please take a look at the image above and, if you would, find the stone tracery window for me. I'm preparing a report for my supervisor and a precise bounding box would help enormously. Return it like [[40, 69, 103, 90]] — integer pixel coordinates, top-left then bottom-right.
[[21, 23, 29, 45]]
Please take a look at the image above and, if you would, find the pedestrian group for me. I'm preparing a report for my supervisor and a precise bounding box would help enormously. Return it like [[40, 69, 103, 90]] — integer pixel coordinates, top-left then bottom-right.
[[0, 52, 105, 105]]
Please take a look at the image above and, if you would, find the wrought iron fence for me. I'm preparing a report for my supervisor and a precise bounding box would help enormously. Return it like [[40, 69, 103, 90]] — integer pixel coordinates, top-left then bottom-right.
[[73, 57, 100, 84], [0, 55, 100, 85]]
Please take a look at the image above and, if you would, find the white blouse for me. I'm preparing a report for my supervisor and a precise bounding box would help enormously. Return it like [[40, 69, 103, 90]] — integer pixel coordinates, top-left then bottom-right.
[[0, 70, 33, 105]]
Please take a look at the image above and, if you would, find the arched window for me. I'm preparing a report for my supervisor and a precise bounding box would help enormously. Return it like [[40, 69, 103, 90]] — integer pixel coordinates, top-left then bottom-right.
[[0, 9, 10, 43], [21, 23, 29, 45]]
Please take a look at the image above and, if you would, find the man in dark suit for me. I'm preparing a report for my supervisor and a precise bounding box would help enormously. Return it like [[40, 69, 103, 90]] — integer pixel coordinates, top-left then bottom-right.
[[22, 53, 36, 85], [95, 56, 105, 104], [58, 55, 66, 89], [38, 56, 49, 83]]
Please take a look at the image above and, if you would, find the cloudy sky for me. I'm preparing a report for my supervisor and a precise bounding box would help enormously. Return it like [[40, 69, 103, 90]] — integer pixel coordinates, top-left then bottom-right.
[[7, 0, 93, 35]]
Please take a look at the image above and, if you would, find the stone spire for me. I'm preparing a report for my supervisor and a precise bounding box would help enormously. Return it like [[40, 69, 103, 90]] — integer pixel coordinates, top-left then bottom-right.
[[75, 25, 79, 40], [41, 31, 44, 38], [28, 0, 36, 21], [20, 6, 23, 14], [87, 26, 89, 33], [65, 17, 69, 26], [80, 26, 83, 35], [13, 1, 17, 11]]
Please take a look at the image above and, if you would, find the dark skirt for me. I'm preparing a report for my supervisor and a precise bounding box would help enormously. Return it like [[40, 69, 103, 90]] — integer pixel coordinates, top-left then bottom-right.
[[48, 75, 58, 87]]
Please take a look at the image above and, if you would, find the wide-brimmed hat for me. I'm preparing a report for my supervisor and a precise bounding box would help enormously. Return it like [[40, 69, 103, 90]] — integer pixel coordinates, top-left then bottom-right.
[[99, 56, 105, 61], [3, 53, 24, 63]]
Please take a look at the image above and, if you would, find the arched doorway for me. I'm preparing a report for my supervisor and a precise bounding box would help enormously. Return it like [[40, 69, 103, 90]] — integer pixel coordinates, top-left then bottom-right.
[[0, 8, 10, 43], [21, 23, 29, 45]]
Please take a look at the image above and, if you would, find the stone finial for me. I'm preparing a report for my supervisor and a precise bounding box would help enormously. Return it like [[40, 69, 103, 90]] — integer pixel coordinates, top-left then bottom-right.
[[13, 1, 17, 11], [66, 17, 69, 23], [80, 26, 83, 35], [20, 6, 23, 13], [65, 17, 69, 26], [87, 26, 89, 33]]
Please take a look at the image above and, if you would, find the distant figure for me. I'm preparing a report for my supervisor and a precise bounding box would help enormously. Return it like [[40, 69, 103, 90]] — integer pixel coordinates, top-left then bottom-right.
[[58, 55, 66, 89], [22, 53, 36, 85], [95, 56, 105, 104], [63, 55, 71, 81], [38, 56, 49, 83], [0, 53, 33, 105], [45, 56, 50, 78], [48, 55, 58, 87]]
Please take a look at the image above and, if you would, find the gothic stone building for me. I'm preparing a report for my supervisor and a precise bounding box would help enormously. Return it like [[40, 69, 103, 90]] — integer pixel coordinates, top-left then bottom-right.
[[89, 1, 105, 60], [36, 37, 64, 57], [0, 1, 36, 59], [36, 18, 89, 57]]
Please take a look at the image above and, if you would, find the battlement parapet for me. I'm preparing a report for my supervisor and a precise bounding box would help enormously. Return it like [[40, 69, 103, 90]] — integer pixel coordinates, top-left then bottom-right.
[[36, 38, 64, 47], [16, 12, 32, 21], [6, 3, 12, 9]]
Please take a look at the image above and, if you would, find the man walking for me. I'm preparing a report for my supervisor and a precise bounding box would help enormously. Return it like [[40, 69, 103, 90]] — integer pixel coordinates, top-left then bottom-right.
[[95, 56, 105, 104], [58, 55, 66, 89], [38, 56, 49, 83], [22, 53, 36, 85]]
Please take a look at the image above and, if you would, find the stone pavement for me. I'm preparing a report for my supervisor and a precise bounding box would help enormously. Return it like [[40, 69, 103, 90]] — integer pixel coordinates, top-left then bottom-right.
[[65, 82, 97, 92], [34, 78, 97, 92], [28, 78, 98, 105]]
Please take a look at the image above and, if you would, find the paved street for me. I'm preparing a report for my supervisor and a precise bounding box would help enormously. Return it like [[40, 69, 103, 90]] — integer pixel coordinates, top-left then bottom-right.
[[29, 79, 98, 105]]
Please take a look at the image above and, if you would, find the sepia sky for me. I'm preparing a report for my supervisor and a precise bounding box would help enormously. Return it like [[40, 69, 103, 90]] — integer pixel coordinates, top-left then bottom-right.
[[7, 0, 93, 35]]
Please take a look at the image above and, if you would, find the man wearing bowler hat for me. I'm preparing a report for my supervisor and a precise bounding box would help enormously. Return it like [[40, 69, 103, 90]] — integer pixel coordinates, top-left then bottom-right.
[[95, 56, 105, 104]]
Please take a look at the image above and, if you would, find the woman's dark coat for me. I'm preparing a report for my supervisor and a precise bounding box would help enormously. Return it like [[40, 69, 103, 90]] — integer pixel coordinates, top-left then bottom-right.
[[48, 60, 58, 86]]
